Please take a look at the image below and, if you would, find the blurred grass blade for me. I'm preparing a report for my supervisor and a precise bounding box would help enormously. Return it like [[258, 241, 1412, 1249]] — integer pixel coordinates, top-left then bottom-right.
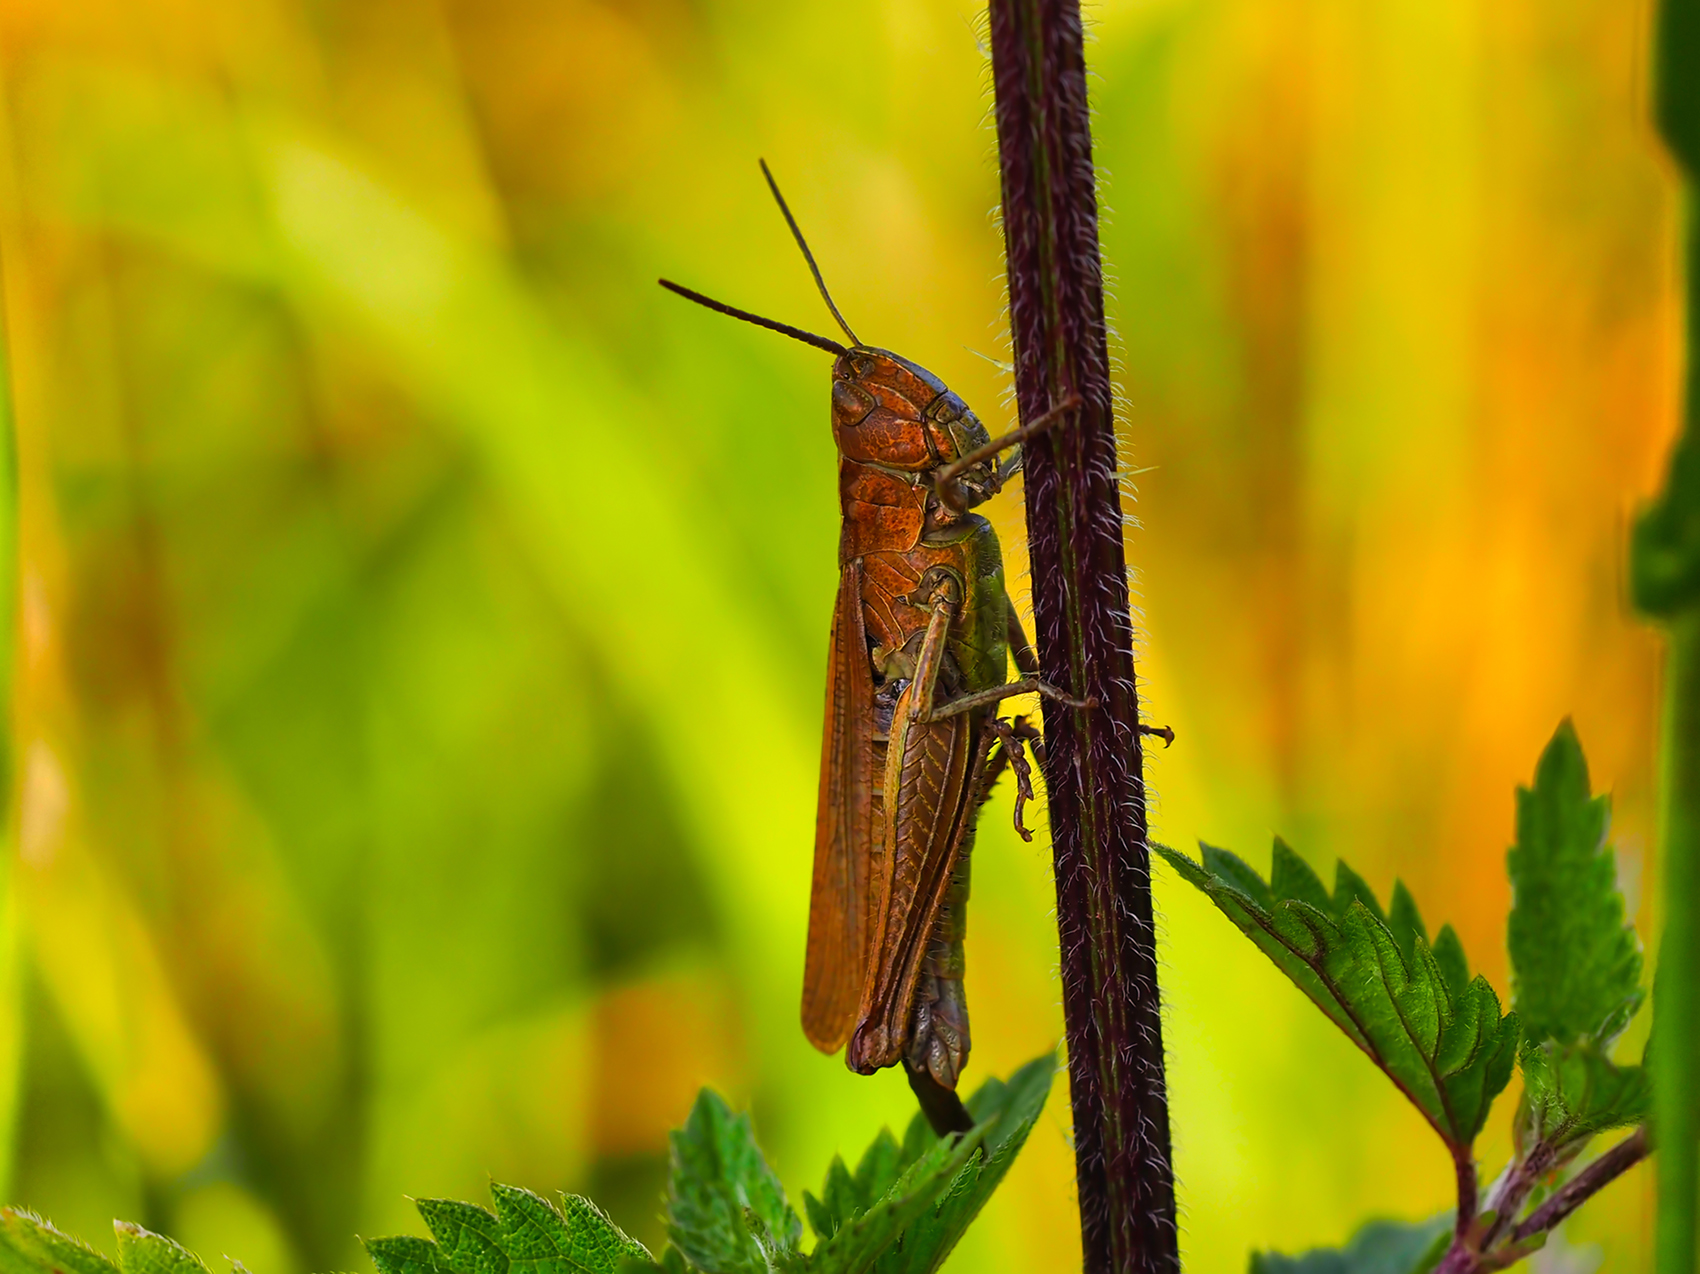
[[0, 243, 22, 1200], [1646, 0, 1700, 1268], [18, 58, 816, 1107]]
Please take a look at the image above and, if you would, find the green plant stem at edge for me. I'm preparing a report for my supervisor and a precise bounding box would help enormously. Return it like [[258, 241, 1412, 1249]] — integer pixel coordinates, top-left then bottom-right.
[[1654, 612, 1700, 1273], [1649, 0, 1700, 1264]]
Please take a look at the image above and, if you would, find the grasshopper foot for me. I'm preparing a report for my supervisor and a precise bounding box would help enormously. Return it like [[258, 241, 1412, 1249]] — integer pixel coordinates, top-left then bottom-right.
[[988, 716, 1045, 840]]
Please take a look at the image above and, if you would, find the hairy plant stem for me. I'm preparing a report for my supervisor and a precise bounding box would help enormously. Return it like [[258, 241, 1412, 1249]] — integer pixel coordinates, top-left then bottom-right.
[[987, 2, 1177, 1270], [1647, 0, 1700, 1267]]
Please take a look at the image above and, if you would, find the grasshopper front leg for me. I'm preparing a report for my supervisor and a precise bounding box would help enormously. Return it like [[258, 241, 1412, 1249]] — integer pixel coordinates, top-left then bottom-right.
[[916, 676, 1092, 722], [916, 594, 1092, 723], [935, 393, 1083, 511], [995, 596, 1175, 747]]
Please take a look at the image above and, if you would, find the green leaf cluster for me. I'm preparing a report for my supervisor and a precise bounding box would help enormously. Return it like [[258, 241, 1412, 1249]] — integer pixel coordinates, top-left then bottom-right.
[[633, 1055, 1054, 1274], [1162, 721, 1652, 1274], [662, 1088, 801, 1270], [1152, 841, 1517, 1149], [0, 1059, 1053, 1274], [367, 1185, 649, 1274]]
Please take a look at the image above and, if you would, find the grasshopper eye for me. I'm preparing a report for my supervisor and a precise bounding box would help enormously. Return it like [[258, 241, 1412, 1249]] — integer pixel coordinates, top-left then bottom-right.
[[834, 379, 874, 422]]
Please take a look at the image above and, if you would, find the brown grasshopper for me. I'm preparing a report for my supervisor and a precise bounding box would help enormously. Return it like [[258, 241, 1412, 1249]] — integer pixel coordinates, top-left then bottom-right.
[[660, 163, 1099, 1133]]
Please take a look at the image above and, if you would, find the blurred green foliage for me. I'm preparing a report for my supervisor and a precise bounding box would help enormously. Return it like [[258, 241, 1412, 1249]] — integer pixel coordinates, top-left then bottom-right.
[[0, 0, 1678, 1271], [0, 1059, 1055, 1274]]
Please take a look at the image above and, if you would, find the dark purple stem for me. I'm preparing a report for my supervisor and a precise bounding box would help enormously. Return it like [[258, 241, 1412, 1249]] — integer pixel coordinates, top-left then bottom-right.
[[988, 2, 1178, 1271], [1476, 1138, 1556, 1249]]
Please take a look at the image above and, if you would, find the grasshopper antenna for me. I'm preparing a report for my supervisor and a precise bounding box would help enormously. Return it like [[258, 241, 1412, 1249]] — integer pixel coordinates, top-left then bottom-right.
[[658, 279, 850, 357], [759, 159, 862, 348]]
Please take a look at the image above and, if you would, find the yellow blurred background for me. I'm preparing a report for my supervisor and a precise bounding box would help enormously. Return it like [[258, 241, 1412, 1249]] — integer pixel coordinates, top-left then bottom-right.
[[0, 0, 1678, 1270]]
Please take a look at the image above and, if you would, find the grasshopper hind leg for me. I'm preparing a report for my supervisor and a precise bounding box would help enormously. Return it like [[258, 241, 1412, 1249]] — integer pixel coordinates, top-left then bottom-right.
[[899, 711, 1029, 1129], [905, 851, 973, 1090], [904, 850, 975, 1136]]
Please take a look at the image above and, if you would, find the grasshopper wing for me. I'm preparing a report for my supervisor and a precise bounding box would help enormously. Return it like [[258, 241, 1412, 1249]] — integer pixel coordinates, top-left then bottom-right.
[[847, 687, 978, 1079], [802, 560, 878, 1052]]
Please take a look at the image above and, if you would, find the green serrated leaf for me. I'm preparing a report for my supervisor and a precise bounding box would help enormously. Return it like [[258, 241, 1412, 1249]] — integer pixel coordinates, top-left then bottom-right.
[[114, 1225, 209, 1274], [801, 1192, 834, 1246], [365, 1188, 646, 1274], [1204, 843, 1274, 907], [1272, 839, 1332, 914], [489, 1185, 648, 1274], [870, 1054, 1055, 1274], [0, 1211, 119, 1274], [1157, 842, 1518, 1149], [415, 1200, 509, 1274], [1507, 722, 1645, 1048], [803, 1157, 855, 1243], [1333, 861, 1387, 926], [1387, 883, 1427, 966], [851, 1131, 902, 1210], [1430, 927, 1469, 1004], [896, 1116, 932, 1176], [366, 1237, 453, 1274], [613, 1247, 688, 1274], [792, 1054, 1055, 1274], [1249, 1214, 1451, 1274], [808, 1122, 987, 1274], [666, 1090, 800, 1274], [1516, 1038, 1651, 1157]]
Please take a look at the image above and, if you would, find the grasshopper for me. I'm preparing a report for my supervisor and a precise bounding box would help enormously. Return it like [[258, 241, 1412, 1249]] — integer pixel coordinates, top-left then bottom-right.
[[660, 163, 1096, 1133]]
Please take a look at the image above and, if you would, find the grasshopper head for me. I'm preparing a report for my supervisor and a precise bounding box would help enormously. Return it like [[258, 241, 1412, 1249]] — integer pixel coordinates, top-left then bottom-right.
[[660, 164, 1001, 514], [831, 348, 997, 511]]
